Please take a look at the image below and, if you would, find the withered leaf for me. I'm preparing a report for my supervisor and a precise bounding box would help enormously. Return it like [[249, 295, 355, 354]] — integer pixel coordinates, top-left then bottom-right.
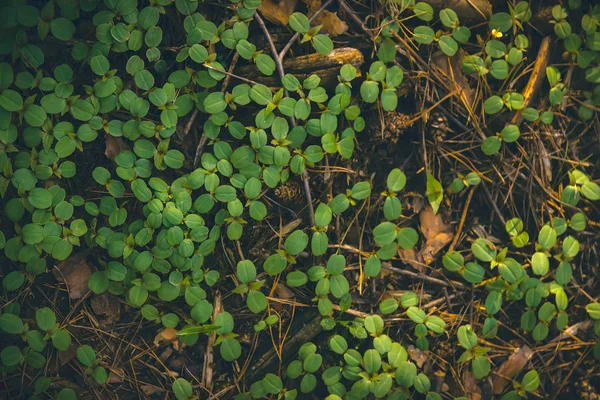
[[104, 134, 129, 161], [259, 0, 298, 26], [154, 328, 180, 350], [418, 206, 454, 265], [303, 0, 349, 36], [491, 345, 532, 395], [53, 252, 92, 299]]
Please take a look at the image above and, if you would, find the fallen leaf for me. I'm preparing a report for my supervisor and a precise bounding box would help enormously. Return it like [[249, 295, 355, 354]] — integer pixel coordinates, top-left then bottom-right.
[[418, 206, 454, 265], [140, 384, 164, 396], [53, 252, 92, 299], [107, 367, 125, 384], [58, 343, 78, 366], [463, 371, 482, 400], [549, 320, 593, 343], [303, 0, 349, 36], [259, 0, 298, 26], [491, 345, 532, 395], [154, 327, 179, 348], [407, 345, 428, 368], [104, 134, 129, 161], [398, 248, 425, 272]]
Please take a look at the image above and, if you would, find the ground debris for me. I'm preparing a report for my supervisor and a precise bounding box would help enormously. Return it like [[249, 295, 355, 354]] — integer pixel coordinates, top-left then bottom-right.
[[419, 206, 454, 265], [52, 251, 92, 299]]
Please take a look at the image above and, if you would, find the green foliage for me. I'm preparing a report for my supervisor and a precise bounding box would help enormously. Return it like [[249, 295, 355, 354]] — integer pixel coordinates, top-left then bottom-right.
[[0, 0, 598, 398]]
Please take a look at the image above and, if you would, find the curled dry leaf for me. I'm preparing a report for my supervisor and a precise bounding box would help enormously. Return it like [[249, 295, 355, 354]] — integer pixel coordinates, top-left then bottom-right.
[[418, 206, 454, 265], [58, 343, 78, 366], [398, 248, 425, 272], [463, 371, 483, 400], [407, 345, 429, 368], [154, 327, 180, 350], [549, 320, 593, 343], [303, 0, 349, 36], [107, 367, 125, 384], [259, 0, 298, 26], [141, 384, 164, 396], [53, 251, 92, 299], [203, 291, 222, 390], [104, 134, 129, 161], [491, 345, 533, 395]]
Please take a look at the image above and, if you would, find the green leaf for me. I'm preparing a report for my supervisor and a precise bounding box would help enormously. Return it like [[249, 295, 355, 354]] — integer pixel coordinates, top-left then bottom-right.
[[414, 2, 434, 21], [135, 70, 155, 90], [457, 325, 478, 350], [36, 308, 56, 332], [373, 222, 397, 245], [413, 26, 435, 44], [313, 34, 333, 55], [289, 13, 310, 33], [471, 238, 496, 262], [90, 55, 110, 76], [521, 370, 540, 392], [285, 230, 309, 255], [0, 89, 24, 111], [438, 36, 458, 56], [77, 345, 96, 367], [51, 329, 71, 351], [484, 96, 504, 114], [360, 80, 379, 103], [482, 136, 501, 155], [440, 8, 459, 28], [28, 188, 52, 209], [247, 290, 267, 313], [489, 12, 512, 32], [0, 313, 24, 334], [172, 378, 193, 400], [537, 224, 557, 250], [426, 173, 443, 214], [50, 17, 76, 41]]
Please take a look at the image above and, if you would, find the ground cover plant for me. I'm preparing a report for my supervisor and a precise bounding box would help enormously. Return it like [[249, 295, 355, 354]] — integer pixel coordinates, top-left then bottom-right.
[[0, 0, 599, 398]]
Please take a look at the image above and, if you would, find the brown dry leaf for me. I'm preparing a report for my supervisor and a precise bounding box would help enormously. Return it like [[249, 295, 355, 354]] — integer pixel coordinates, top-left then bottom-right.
[[58, 343, 78, 366], [313, 10, 349, 36], [259, 0, 298, 26], [398, 248, 425, 272], [418, 207, 454, 265], [154, 327, 180, 349], [107, 367, 125, 384], [407, 345, 428, 368], [463, 371, 482, 400], [104, 134, 129, 160], [53, 252, 92, 299], [491, 345, 532, 395], [140, 384, 164, 396], [303, 0, 349, 36]]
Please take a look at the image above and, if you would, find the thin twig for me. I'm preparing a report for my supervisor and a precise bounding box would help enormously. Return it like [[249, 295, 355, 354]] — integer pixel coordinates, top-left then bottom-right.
[[255, 12, 316, 226], [255, 13, 285, 79], [338, 0, 374, 38], [381, 262, 466, 289], [481, 181, 506, 225], [449, 186, 475, 251], [221, 51, 240, 94], [202, 62, 260, 86], [183, 108, 199, 137], [193, 134, 209, 169]]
